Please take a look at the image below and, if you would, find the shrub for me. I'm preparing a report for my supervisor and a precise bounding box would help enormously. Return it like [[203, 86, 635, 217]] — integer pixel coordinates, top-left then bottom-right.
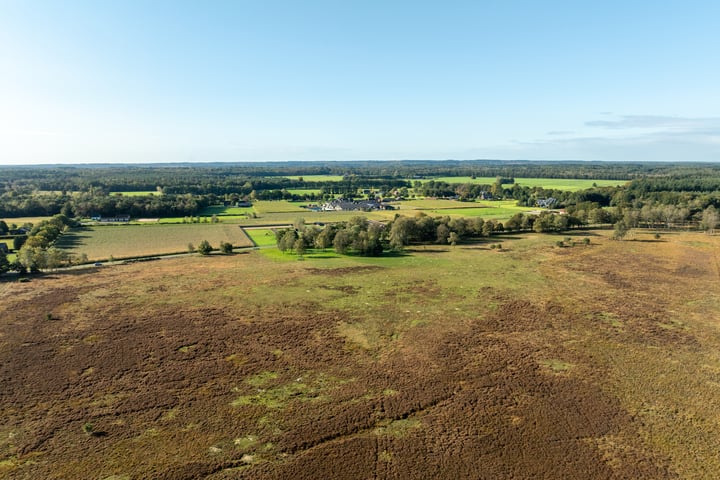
[[197, 240, 212, 255]]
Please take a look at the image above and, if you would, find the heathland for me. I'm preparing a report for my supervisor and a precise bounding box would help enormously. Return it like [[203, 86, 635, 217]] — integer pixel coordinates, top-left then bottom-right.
[[2, 229, 720, 478], [3, 161, 720, 478]]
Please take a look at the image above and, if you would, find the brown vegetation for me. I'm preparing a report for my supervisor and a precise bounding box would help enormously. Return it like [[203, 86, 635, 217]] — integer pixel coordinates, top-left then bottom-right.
[[1, 231, 720, 478]]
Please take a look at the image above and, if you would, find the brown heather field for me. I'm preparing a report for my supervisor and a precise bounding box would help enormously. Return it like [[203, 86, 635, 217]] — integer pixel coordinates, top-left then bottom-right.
[[1, 230, 720, 479]]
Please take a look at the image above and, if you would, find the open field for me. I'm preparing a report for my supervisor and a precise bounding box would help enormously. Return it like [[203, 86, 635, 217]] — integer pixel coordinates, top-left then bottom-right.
[[427, 177, 625, 191], [244, 228, 279, 247], [398, 199, 536, 219], [285, 188, 322, 195], [55, 224, 253, 261], [280, 175, 345, 182], [252, 200, 308, 214], [0, 216, 52, 226], [2, 230, 720, 478], [198, 205, 255, 217]]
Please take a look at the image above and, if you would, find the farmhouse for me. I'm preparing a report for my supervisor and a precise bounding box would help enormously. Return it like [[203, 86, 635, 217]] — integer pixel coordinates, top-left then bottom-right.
[[320, 199, 394, 212]]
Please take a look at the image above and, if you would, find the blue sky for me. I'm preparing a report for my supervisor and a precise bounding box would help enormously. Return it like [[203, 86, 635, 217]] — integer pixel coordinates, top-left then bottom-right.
[[1, 0, 719, 164]]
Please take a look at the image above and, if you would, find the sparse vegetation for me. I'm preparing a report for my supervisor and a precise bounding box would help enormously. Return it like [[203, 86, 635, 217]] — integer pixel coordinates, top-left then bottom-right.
[[2, 230, 720, 478]]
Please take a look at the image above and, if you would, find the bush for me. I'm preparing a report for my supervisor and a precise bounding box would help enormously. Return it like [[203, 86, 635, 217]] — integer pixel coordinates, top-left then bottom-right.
[[219, 242, 233, 254], [197, 240, 212, 255]]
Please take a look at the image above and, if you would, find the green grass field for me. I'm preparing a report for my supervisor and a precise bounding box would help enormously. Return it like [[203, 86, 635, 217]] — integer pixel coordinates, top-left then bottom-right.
[[0, 216, 51, 227], [426, 177, 625, 191], [244, 228, 280, 247], [394, 199, 535, 219], [281, 174, 345, 182], [197, 205, 255, 216], [285, 188, 322, 195], [109, 191, 161, 196], [253, 200, 308, 214], [56, 223, 254, 261]]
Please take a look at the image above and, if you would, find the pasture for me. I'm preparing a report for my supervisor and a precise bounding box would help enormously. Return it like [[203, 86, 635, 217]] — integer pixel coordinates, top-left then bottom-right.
[[198, 205, 255, 216], [427, 176, 624, 191], [56, 224, 253, 261], [244, 228, 279, 247], [281, 174, 345, 182], [2, 230, 720, 478], [285, 188, 322, 195], [396, 199, 536, 219], [0, 216, 51, 227]]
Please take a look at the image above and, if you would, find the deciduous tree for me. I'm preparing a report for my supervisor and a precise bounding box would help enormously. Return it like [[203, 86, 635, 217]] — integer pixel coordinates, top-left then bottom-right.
[[197, 240, 212, 255]]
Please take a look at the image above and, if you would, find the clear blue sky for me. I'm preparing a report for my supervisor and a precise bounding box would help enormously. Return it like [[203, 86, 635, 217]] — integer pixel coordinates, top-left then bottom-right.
[[1, 0, 719, 164]]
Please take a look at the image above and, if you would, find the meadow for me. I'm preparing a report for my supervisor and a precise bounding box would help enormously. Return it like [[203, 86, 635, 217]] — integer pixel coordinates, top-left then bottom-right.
[[0, 216, 52, 227], [427, 177, 625, 191], [280, 174, 345, 182], [109, 191, 161, 196], [397, 199, 536, 219], [2, 230, 720, 478], [243, 228, 279, 247], [55, 223, 253, 261]]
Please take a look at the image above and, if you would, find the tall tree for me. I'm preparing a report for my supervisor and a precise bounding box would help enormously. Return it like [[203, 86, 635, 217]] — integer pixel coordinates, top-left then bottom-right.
[[702, 206, 719, 233], [0, 249, 9, 275]]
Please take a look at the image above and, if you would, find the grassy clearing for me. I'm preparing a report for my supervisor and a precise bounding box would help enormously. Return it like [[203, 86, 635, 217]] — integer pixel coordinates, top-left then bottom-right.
[[285, 188, 322, 195], [252, 200, 308, 214], [280, 174, 345, 182], [0, 216, 51, 226], [427, 177, 625, 191], [395, 199, 535, 220], [56, 223, 253, 261], [197, 205, 255, 216], [398, 199, 471, 209], [244, 228, 279, 247]]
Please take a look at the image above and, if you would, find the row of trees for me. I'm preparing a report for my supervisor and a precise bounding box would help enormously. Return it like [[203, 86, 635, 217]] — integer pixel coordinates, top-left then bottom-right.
[[275, 202, 720, 258], [0, 160, 661, 196], [9, 215, 80, 272], [275, 211, 589, 256]]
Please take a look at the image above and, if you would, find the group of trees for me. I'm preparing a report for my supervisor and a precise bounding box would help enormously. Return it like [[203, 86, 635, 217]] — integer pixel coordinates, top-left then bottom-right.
[[191, 240, 234, 255], [275, 211, 588, 257], [7, 214, 80, 273], [276, 217, 385, 256]]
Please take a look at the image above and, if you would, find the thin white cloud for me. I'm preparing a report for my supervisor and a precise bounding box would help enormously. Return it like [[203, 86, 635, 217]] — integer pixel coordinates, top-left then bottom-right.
[[585, 115, 720, 131]]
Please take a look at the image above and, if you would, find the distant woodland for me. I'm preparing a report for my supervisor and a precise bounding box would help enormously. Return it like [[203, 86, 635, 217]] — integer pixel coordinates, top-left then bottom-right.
[[2, 160, 720, 219]]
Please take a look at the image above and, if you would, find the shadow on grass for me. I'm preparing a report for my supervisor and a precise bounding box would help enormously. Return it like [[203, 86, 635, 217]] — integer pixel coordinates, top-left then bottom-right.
[[55, 227, 93, 248]]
